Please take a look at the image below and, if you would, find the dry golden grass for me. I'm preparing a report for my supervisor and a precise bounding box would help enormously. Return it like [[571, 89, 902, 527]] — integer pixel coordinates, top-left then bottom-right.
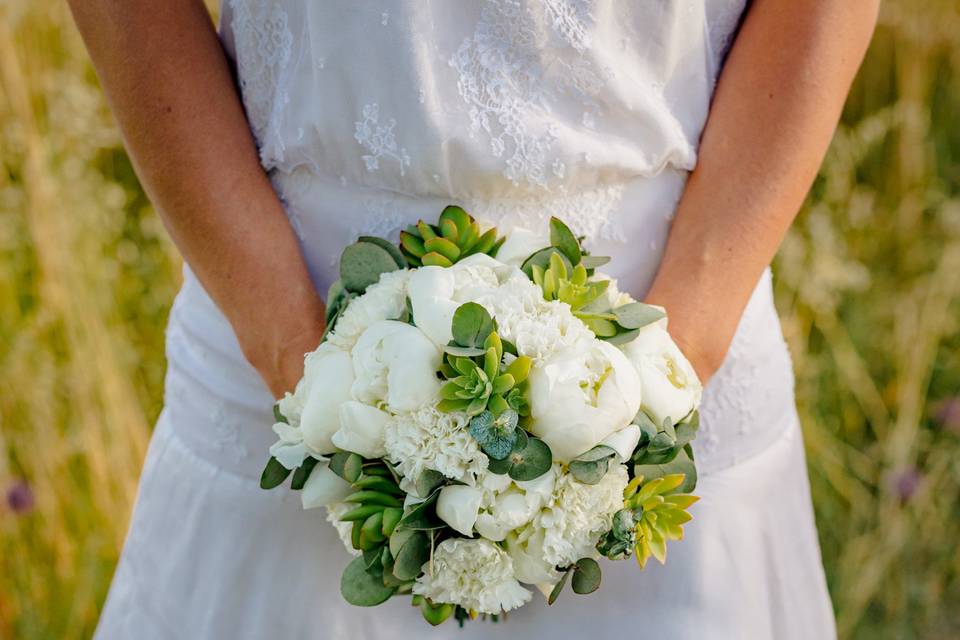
[[1, 1, 958, 638]]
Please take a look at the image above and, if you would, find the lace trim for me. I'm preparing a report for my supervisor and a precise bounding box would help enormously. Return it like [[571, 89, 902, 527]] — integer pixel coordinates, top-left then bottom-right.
[[467, 182, 627, 243], [449, 0, 609, 190], [228, 0, 293, 168], [354, 103, 412, 177]]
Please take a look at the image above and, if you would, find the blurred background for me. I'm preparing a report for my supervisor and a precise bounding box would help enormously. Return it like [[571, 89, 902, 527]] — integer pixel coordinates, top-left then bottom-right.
[[1, 1, 959, 638]]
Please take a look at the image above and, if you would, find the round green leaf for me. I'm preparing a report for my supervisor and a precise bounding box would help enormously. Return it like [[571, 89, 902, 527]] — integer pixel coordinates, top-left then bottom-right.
[[451, 302, 495, 348], [340, 241, 401, 293], [508, 437, 553, 481], [341, 556, 396, 606], [357, 235, 407, 269], [571, 557, 602, 594]]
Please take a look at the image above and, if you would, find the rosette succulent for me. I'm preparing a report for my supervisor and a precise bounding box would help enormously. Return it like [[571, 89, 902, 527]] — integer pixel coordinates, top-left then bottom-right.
[[399, 205, 505, 267]]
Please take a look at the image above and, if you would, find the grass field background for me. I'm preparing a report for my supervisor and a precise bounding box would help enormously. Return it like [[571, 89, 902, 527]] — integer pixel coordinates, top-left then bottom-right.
[[1, 1, 959, 638]]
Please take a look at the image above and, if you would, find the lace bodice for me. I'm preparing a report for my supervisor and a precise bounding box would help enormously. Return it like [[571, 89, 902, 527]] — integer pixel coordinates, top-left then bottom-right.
[[203, 0, 796, 474]]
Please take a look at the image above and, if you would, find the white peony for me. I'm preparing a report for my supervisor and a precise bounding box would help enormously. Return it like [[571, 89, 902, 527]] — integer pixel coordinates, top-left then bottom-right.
[[406, 257, 505, 347], [331, 401, 392, 459], [589, 272, 636, 309], [505, 528, 562, 592], [412, 538, 531, 614], [299, 345, 355, 455], [621, 317, 702, 426], [600, 424, 642, 462], [383, 405, 486, 483], [268, 421, 311, 470], [528, 340, 642, 461], [536, 464, 630, 568], [436, 484, 483, 536], [325, 269, 409, 351], [475, 466, 558, 541], [493, 227, 551, 269], [436, 467, 558, 541], [301, 462, 353, 510], [350, 320, 441, 413]]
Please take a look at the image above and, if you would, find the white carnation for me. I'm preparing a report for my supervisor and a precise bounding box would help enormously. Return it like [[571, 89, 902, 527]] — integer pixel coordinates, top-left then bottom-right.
[[325, 502, 360, 557], [474, 277, 594, 363], [384, 405, 487, 484], [326, 269, 409, 351], [536, 464, 629, 568], [412, 538, 531, 614]]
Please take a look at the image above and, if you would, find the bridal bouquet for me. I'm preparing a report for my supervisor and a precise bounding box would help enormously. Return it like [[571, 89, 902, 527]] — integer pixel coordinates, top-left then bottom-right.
[[261, 207, 703, 626]]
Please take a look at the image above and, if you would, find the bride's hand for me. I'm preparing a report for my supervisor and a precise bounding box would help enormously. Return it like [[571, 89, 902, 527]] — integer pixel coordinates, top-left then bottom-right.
[[239, 317, 326, 400]]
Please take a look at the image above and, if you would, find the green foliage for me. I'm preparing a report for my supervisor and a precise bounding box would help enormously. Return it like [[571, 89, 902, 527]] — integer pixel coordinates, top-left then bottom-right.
[[624, 474, 698, 569], [487, 433, 553, 481], [398, 205, 504, 267], [569, 445, 617, 485], [339, 239, 402, 294], [259, 457, 292, 490], [469, 409, 519, 460], [438, 303, 532, 417], [340, 556, 396, 606], [570, 557, 602, 594], [630, 410, 699, 493]]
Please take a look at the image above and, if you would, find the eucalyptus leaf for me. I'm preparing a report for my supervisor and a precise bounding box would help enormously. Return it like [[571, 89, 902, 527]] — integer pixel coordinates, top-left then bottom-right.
[[272, 403, 288, 425], [633, 446, 698, 493], [571, 558, 601, 594], [341, 556, 396, 606], [340, 241, 401, 293], [601, 328, 640, 346], [259, 456, 292, 490], [451, 302, 495, 348], [612, 302, 666, 330], [442, 343, 487, 358], [568, 457, 611, 485], [329, 451, 363, 484], [416, 469, 446, 498], [507, 436, 553, 481], [357, 235, 407, 269], [547, 568, 571, 605], [549, 217, 582, 265], [392, 531, 431, 581], [579, 254, 611, 269], [290, 456, 319, 490]]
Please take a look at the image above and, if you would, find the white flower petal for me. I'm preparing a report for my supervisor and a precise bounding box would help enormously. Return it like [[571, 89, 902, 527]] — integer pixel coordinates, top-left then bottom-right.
[[299, 346, 355, 455], [600, 424, 642, 462], [269, 440, 308, 470], [332, 401, 391, 459], [436, 485, 483, 536], [302, 463, 353, 510]]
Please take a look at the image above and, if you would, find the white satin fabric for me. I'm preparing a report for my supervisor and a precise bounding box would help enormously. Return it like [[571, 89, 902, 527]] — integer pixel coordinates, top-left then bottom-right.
[[96, 1, 835, 638]]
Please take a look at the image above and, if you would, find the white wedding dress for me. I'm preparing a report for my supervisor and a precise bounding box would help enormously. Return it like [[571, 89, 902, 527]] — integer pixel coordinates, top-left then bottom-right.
[[96, 2, 836, 638]]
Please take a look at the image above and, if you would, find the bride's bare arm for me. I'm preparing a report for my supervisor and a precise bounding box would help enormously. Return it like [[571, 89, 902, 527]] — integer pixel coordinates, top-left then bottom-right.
[[645, 0, 878, 383], [68, 0, 323, 397]]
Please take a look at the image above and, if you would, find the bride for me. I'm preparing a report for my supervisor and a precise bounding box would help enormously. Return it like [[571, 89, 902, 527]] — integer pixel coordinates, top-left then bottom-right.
[[70, 1, 876, 638]]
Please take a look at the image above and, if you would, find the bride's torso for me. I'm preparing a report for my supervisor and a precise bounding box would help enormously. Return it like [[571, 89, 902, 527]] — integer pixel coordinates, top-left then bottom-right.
[[165, 0, 796, 478]]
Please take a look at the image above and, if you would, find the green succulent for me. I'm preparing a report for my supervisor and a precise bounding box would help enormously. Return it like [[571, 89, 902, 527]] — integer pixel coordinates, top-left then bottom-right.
[[336, 459, 451, 609], [531, 251, 614, 335], [626, 473, 698, 569], [438, 335, 532, 416], [437, 303, 532, 417], [399, 205, 504, 267]]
